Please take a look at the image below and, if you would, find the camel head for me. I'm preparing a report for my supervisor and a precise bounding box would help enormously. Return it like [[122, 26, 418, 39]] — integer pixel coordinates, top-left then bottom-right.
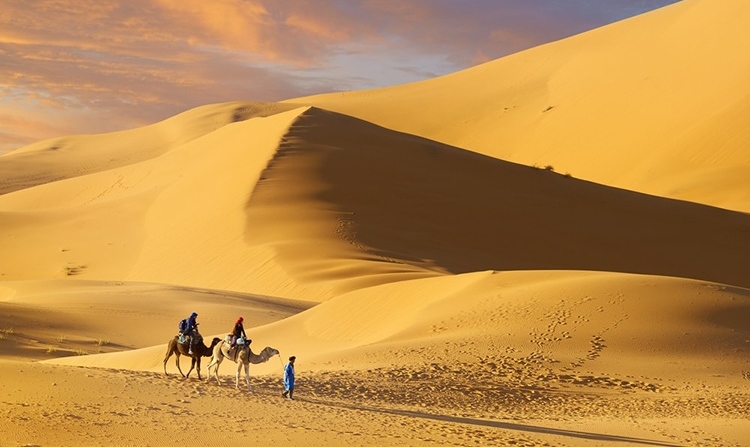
[[242, 346, 280, 364], [262, 347, 280, 360]]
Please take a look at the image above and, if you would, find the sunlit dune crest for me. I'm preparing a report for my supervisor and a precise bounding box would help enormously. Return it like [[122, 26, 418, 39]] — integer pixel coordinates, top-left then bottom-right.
[[288, 0, 750, 213], [1, 0, 748, 446], [0, 101, 299, 196]]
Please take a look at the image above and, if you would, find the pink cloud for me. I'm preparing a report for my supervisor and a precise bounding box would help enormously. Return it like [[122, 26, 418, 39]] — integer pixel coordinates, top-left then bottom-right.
[[0, 0, 679, 154]]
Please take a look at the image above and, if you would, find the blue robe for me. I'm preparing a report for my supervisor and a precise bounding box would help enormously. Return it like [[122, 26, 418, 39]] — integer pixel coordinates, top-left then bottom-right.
[[186, 316, 197, 333], [284, 362, 295, 390]]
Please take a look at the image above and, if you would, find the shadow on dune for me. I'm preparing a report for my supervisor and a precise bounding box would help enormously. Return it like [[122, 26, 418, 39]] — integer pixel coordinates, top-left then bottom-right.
[[247, 107, 750, 289], [385, 409, 684, 446], [301, 396, 684, 446]]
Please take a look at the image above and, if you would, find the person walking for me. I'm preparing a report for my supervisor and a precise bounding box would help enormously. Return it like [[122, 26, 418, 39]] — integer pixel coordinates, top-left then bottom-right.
[[281, 356, 296, 400]]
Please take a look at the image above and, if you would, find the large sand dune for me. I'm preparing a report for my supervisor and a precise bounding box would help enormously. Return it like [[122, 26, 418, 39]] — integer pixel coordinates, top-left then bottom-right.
[[2, 106, 748, 296], [1, 0, 749, 445], [287, 0, 750, 213]]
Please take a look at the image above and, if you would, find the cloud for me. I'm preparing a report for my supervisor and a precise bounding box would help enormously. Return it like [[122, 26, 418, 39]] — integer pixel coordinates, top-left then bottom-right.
[[0, 0, 680, 154]]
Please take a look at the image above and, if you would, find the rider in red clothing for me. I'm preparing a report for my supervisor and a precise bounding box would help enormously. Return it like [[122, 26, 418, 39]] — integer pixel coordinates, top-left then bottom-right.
[[230, 316, 248, 348]]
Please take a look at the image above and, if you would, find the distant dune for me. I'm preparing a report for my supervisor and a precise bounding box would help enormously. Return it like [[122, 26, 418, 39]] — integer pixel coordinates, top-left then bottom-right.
[[1, 0, 748, 446]]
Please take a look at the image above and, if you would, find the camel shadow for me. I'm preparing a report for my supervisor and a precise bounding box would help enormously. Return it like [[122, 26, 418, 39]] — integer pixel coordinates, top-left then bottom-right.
[[301, 397, 685, 447]]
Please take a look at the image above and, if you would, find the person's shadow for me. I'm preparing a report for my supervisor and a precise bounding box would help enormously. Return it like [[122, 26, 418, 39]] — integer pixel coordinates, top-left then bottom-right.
[[303, 396, 685, 447]]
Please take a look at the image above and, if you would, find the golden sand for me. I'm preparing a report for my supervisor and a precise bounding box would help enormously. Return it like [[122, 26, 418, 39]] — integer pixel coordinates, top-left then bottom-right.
[[1, 0, 748, 445]]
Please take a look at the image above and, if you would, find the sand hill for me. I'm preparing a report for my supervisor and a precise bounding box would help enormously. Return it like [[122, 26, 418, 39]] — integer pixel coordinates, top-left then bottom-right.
[[1, 0, 748, 446], [287, 0, 750, 214]]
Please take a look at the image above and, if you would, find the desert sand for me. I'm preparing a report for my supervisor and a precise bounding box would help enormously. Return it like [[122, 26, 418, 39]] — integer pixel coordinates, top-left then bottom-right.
[[1, 0, 749, 446]]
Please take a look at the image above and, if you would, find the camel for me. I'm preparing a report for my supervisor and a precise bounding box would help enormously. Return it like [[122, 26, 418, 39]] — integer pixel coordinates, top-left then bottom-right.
[[205, 339, 279, 390], [163, 334, 222, 380]]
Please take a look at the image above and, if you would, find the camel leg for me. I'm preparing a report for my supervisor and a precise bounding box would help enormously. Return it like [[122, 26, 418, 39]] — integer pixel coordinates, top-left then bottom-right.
[[235, 362, 242, 390], [185, 357, 196, 378], [195, 357, 202, 380], [235, 360, 251, 391], [163, 346, 173, 376], [235, 361, 251, 390], [243, 362, 251, 391], [208, 355, 223, 386], [175, 353, 185, 378], [205, 357, 215, 381], [206, 356, 215, 381]]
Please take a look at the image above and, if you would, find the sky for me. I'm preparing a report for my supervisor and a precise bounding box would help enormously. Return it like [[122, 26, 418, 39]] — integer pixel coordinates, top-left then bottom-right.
[[0, 0, 680, 154]]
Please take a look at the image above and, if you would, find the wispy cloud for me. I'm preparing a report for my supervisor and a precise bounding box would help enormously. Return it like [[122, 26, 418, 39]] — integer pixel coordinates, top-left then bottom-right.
[[0, 0, 679, 153]]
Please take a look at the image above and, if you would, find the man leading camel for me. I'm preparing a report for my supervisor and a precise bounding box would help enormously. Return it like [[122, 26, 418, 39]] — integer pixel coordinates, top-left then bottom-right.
[[281, 356, 296, 400]]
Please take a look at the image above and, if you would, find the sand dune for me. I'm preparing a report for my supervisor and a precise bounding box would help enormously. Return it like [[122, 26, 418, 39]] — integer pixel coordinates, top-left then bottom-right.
[[2, 106, 749, 299], [245, 107, 750, 291], [287, 0, 750, 213], [0, 101, 299, 196], [44, 270, 750, 386], [5, 271, 750, 446], [1, 0, 749, 445], [0, 279, 310, 362]]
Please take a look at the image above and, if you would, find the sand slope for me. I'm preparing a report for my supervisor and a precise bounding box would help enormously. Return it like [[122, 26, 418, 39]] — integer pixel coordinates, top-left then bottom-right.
[[4, 271, 749, 446], [0, 102, 299, 196], [0, 279, 310, 362], [44, 270, 750, 390], [1, 0, 749, 445], [287, 0, 750, 213], [2, 106, 749, 298]]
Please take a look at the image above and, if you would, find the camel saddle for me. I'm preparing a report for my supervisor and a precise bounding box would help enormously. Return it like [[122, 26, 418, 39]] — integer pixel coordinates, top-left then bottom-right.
[[178, 332, 202, 347], [229, 344, 248, 362], [229, 337, 250, 361]]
